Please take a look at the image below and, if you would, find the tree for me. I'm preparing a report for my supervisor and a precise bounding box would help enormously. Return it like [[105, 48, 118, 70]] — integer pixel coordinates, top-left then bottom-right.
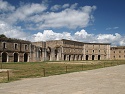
[[0, 34, 7, 38]]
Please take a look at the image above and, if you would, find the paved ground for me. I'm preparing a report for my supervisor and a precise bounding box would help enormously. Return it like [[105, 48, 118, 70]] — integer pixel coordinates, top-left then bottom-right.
[[0, 65, 125, 94]]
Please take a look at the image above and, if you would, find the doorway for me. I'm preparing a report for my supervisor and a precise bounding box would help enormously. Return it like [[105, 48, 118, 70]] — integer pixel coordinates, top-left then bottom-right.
[[14, 53, 18, 62], [86, 55, 88, 60], [2, 52, 7, 62], [92, 55, 95, 60], [24, 53, 28, 62]]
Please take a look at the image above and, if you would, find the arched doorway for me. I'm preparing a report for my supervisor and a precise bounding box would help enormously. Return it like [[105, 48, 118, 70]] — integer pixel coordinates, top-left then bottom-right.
[[2, 52, 8, 62], [14, 53, 18, 62], [24, 53, 28, 62], [86, 55, 88, 60], [92, 55, 95, 60]]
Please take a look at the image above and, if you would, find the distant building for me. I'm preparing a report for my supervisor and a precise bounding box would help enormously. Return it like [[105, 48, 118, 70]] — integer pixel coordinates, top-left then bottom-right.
[[0, 37, 124, 62], [110, 46, 125, 60]]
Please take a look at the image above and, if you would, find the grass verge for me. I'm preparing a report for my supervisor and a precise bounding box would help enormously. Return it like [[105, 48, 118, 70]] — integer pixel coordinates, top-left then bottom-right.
[[0, 60, 125, 83]]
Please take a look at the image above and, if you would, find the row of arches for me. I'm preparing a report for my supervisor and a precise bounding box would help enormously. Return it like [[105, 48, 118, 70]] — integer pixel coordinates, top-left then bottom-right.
[[64, 54, 83, 61], [1, 52, 28, 62], [64, 54, 101, 61], [86, 55, 100, 60], [46, 47, 60, 61]]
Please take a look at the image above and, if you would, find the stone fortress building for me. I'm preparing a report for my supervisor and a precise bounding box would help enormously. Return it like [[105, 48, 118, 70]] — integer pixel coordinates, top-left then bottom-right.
[[0, 36, 125, 62]]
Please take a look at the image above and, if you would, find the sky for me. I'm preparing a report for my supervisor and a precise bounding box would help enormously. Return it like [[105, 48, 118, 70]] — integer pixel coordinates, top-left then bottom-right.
[[0, 0, 125, 46]]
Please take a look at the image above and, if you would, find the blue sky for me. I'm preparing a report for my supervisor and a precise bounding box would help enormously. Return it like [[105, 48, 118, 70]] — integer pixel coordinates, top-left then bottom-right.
[[0, 0, 125, 46]]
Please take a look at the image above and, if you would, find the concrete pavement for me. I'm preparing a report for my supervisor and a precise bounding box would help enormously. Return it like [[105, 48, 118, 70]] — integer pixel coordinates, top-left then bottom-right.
[[0, 65, 125, 94]]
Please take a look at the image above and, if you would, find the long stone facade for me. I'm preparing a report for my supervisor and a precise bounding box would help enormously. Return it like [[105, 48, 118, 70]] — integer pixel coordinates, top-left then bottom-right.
[[0, 37, 125, 62], [45, 39, 111, 61]]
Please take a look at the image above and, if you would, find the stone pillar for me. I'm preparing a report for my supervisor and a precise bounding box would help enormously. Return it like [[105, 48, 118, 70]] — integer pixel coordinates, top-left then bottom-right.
[[70, 55, 73, 61], [56, 48, 62, 61], [42, 48, 47, 61], [78, 55, 81, 60], [82, 55, 84, 60], [74, 55, 77, 61], [61, 54, 64, 61], [66, 55, 69, 61], [19, 53, 24, 62], [84, 45, 85, 60], [50, 48, 55, 61], [28, 53, 30, 62]]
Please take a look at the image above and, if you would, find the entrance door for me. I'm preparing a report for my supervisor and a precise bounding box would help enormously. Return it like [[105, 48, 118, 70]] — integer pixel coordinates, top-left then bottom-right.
[[64, 55, 66, 61], [2, 52, 7, 62], [92, 55, 95, 60], [69, 55, 71, 61], [24, 53, 28, 62], [98, 55, 100, 60], [86, 55, 88, 60], [14, 53, 18, 62]]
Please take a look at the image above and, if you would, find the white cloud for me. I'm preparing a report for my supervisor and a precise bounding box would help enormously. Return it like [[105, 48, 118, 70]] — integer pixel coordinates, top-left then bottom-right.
[[106, 27, 119, 30], [6, 3, 47, 24], [31, 29, 125, 46], [70, 3, 78, 9], [50, 5, 61, 11], [0, 0, 15, 12], [33, 30, 73, 41], [32, 5, 96, 29], [113, 27, 119, 29], [1, 1, 96, 30], [62, 4, 70, 8], [50, 4, 70, 11], [0, 21, 28, 40], [0, 20, 125, 46]]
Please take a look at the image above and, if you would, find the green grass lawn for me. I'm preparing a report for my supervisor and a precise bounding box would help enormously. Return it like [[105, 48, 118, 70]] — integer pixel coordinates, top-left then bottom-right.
[[0, 60, 125, 83]]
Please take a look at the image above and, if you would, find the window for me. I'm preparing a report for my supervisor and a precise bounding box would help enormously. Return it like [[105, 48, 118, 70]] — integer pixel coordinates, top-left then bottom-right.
[[3, 42, 6, 49], [93, 50, 94, 53], [119, 55, 121, 58], [86, 50, 88, 53], [114, 51, 115, 53], [24, 44, 28, 50], [119, 51, 121, 53], [14, 43, 18, 49], [114, 56, 115, 58]]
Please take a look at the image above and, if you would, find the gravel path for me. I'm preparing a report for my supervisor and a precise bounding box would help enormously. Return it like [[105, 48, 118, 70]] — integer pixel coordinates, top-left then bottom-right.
[[0, 65, 125, 94]]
